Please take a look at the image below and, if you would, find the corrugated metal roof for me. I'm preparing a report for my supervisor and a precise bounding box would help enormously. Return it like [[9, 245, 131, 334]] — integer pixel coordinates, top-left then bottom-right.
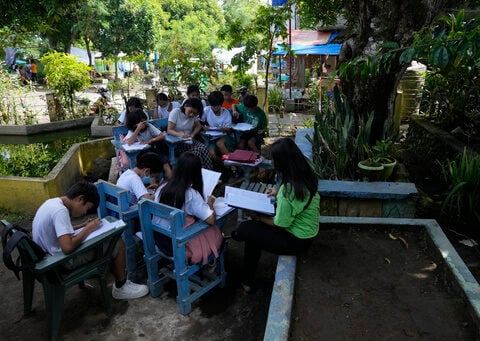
[[273, 43, 342, 56]]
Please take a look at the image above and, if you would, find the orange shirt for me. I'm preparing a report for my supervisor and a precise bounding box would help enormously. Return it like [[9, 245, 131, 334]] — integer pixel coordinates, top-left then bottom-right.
[[222, 98, 240, 110], [31, 63, 37, 74]]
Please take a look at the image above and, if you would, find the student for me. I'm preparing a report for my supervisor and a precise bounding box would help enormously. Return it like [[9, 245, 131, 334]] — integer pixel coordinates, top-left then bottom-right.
[[202, 90, 235, 159], [167, 97, 213, 169], [32, 181, 149, 299], [230, 138, 320, 292], [220, 84, 240, 112], [153, 152, 223, 265], [124, 109, 172, 179], [181, 84, 207, 108], [116, 150, 165, 204], [232, 95, 268, 152], [116, 97, 149, 125], [153, 92, 180, 120]]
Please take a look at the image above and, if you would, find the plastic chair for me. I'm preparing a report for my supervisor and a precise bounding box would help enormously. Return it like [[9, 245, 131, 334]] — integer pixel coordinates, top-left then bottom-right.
[[138, 198, 227, 315], [0, 218, 125, 341]]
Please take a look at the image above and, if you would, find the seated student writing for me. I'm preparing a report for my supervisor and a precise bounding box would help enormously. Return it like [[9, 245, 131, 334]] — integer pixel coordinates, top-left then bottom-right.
[[229, 138, 320, 293], [153, 92, 180, 120], [124, 109, 172, 180], [153, 152, 223, 265], [167, 97, 213, 169], [202, 90, 235, 159], [231, 95, 267, 152], [32, 181, 149, 300], [116, 150, 165, 204]]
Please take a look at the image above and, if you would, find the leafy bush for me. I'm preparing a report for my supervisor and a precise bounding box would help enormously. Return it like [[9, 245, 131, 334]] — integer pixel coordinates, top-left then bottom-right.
[[40, 52, 93, 118], [0, 69, 39, 125], [440, 148, 480, 226], [307, 86, 373, 180], [267, 86, 283, 112]]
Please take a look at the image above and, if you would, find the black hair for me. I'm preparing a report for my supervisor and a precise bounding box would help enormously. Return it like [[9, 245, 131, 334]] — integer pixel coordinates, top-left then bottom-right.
[[126, 109, 148, 131], [207, 91, 224, 107], [126, 97, 143, 109], [158, 152, 203, 208], [243, 95, 258, 108], [135, 150, 164, 174], [269, 138, 318, 202], [186, 85, 200, 96], [220, 84, 233, 93], [65, 181, 100, 209], [156, 92, 168, 102], [181, 97, 203, 117]]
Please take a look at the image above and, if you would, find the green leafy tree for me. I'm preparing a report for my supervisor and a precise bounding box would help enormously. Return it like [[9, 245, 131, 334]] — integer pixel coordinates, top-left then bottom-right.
[[293, 0, 479, 140], [89, 0, 164, 78], [156, 0, 224, 88], [40, 51, 92, 117], [220, 3, 291, 107]]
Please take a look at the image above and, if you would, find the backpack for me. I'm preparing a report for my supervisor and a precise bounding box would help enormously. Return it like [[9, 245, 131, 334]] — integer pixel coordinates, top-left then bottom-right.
[[1, 223, 46, 280]]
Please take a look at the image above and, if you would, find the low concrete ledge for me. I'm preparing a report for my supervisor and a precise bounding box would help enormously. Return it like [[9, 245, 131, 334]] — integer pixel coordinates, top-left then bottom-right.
[[264, 255, 297, 341], [319, 180, 417, 199], [0, 117, 94, 135], [0, 137, 114, 214], [91, 116, 114, 137], [319, 180, 418, 218]]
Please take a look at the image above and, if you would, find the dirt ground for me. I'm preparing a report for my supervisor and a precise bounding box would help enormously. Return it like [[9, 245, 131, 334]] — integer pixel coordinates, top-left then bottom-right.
[[291, 226, 477, 340]]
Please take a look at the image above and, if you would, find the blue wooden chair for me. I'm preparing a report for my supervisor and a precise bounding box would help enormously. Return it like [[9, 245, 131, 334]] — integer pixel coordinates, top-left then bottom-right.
[[95, 180, 141, 282], [1, 218, 125, 341], [137, 198, 227, 315]]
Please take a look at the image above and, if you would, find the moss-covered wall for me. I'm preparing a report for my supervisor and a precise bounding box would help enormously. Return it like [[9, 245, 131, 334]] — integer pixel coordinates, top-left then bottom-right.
[[0, 138, 114, 215]]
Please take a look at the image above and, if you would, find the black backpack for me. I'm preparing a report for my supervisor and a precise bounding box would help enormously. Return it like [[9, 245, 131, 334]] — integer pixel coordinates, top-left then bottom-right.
[[1, 223, 46, 280]]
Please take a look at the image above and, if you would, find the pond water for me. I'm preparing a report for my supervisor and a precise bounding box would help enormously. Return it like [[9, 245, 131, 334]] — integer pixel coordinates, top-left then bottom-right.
[[0, 128, 91, 177]]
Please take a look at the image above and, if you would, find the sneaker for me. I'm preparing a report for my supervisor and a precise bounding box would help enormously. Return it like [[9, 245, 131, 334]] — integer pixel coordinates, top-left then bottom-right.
[[112, 280, 149, 300]]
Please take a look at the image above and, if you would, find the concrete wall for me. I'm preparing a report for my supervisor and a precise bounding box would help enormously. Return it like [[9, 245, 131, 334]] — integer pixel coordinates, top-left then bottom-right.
[[0, 138, 114, 215]]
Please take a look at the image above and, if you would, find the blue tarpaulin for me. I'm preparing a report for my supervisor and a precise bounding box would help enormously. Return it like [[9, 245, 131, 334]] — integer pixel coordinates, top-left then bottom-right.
[[272, 0, 288, 5], [273, 43, 342, 56]]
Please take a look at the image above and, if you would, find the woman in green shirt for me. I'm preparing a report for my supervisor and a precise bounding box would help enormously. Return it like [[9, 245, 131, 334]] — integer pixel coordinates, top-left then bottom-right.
[[231, 138, 320, 292]]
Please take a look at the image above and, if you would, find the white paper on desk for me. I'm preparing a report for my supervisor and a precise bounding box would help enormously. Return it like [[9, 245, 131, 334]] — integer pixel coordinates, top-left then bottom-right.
[[121, 142, 149, 151], [213, 197, 232, 216], [204, 130, 226, 137], [224, 186, 275, 215], [232, 123, 253, 131], [74, 218, 125, 243], [202, 168, 221, 198]]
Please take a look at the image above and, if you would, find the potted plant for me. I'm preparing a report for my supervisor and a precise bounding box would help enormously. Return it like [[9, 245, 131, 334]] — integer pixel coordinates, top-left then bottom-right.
[[371, 140, 397, 180], [357, 140, 397, 181]]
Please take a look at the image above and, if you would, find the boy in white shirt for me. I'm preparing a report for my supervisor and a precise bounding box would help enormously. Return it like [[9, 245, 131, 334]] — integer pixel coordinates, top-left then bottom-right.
[[32, 181, 149, 300]]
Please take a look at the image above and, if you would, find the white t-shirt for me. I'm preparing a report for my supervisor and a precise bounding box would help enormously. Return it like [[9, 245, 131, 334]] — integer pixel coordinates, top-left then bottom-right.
[[116, 169, 149, 204], [202, 106, 232, 128], [117, 108, 151, 124], [153, 186, 213, 228], [156, 102, 180, 119], [125, 122, 161, 142], [32, 197, 74, 255], [168, 108, 198, 135]]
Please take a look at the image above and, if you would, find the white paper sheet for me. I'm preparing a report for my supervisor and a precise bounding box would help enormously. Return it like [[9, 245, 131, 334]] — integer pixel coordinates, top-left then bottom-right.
[[224, 186, 275, 215], [74, 218, 125, 243]]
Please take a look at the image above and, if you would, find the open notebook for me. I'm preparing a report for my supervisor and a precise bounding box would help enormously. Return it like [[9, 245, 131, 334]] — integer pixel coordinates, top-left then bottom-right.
[[224, 186, 275, 215]]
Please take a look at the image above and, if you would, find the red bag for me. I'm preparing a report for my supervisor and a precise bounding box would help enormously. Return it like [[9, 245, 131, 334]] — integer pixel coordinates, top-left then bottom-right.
[[223, 149, 259, 163]]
